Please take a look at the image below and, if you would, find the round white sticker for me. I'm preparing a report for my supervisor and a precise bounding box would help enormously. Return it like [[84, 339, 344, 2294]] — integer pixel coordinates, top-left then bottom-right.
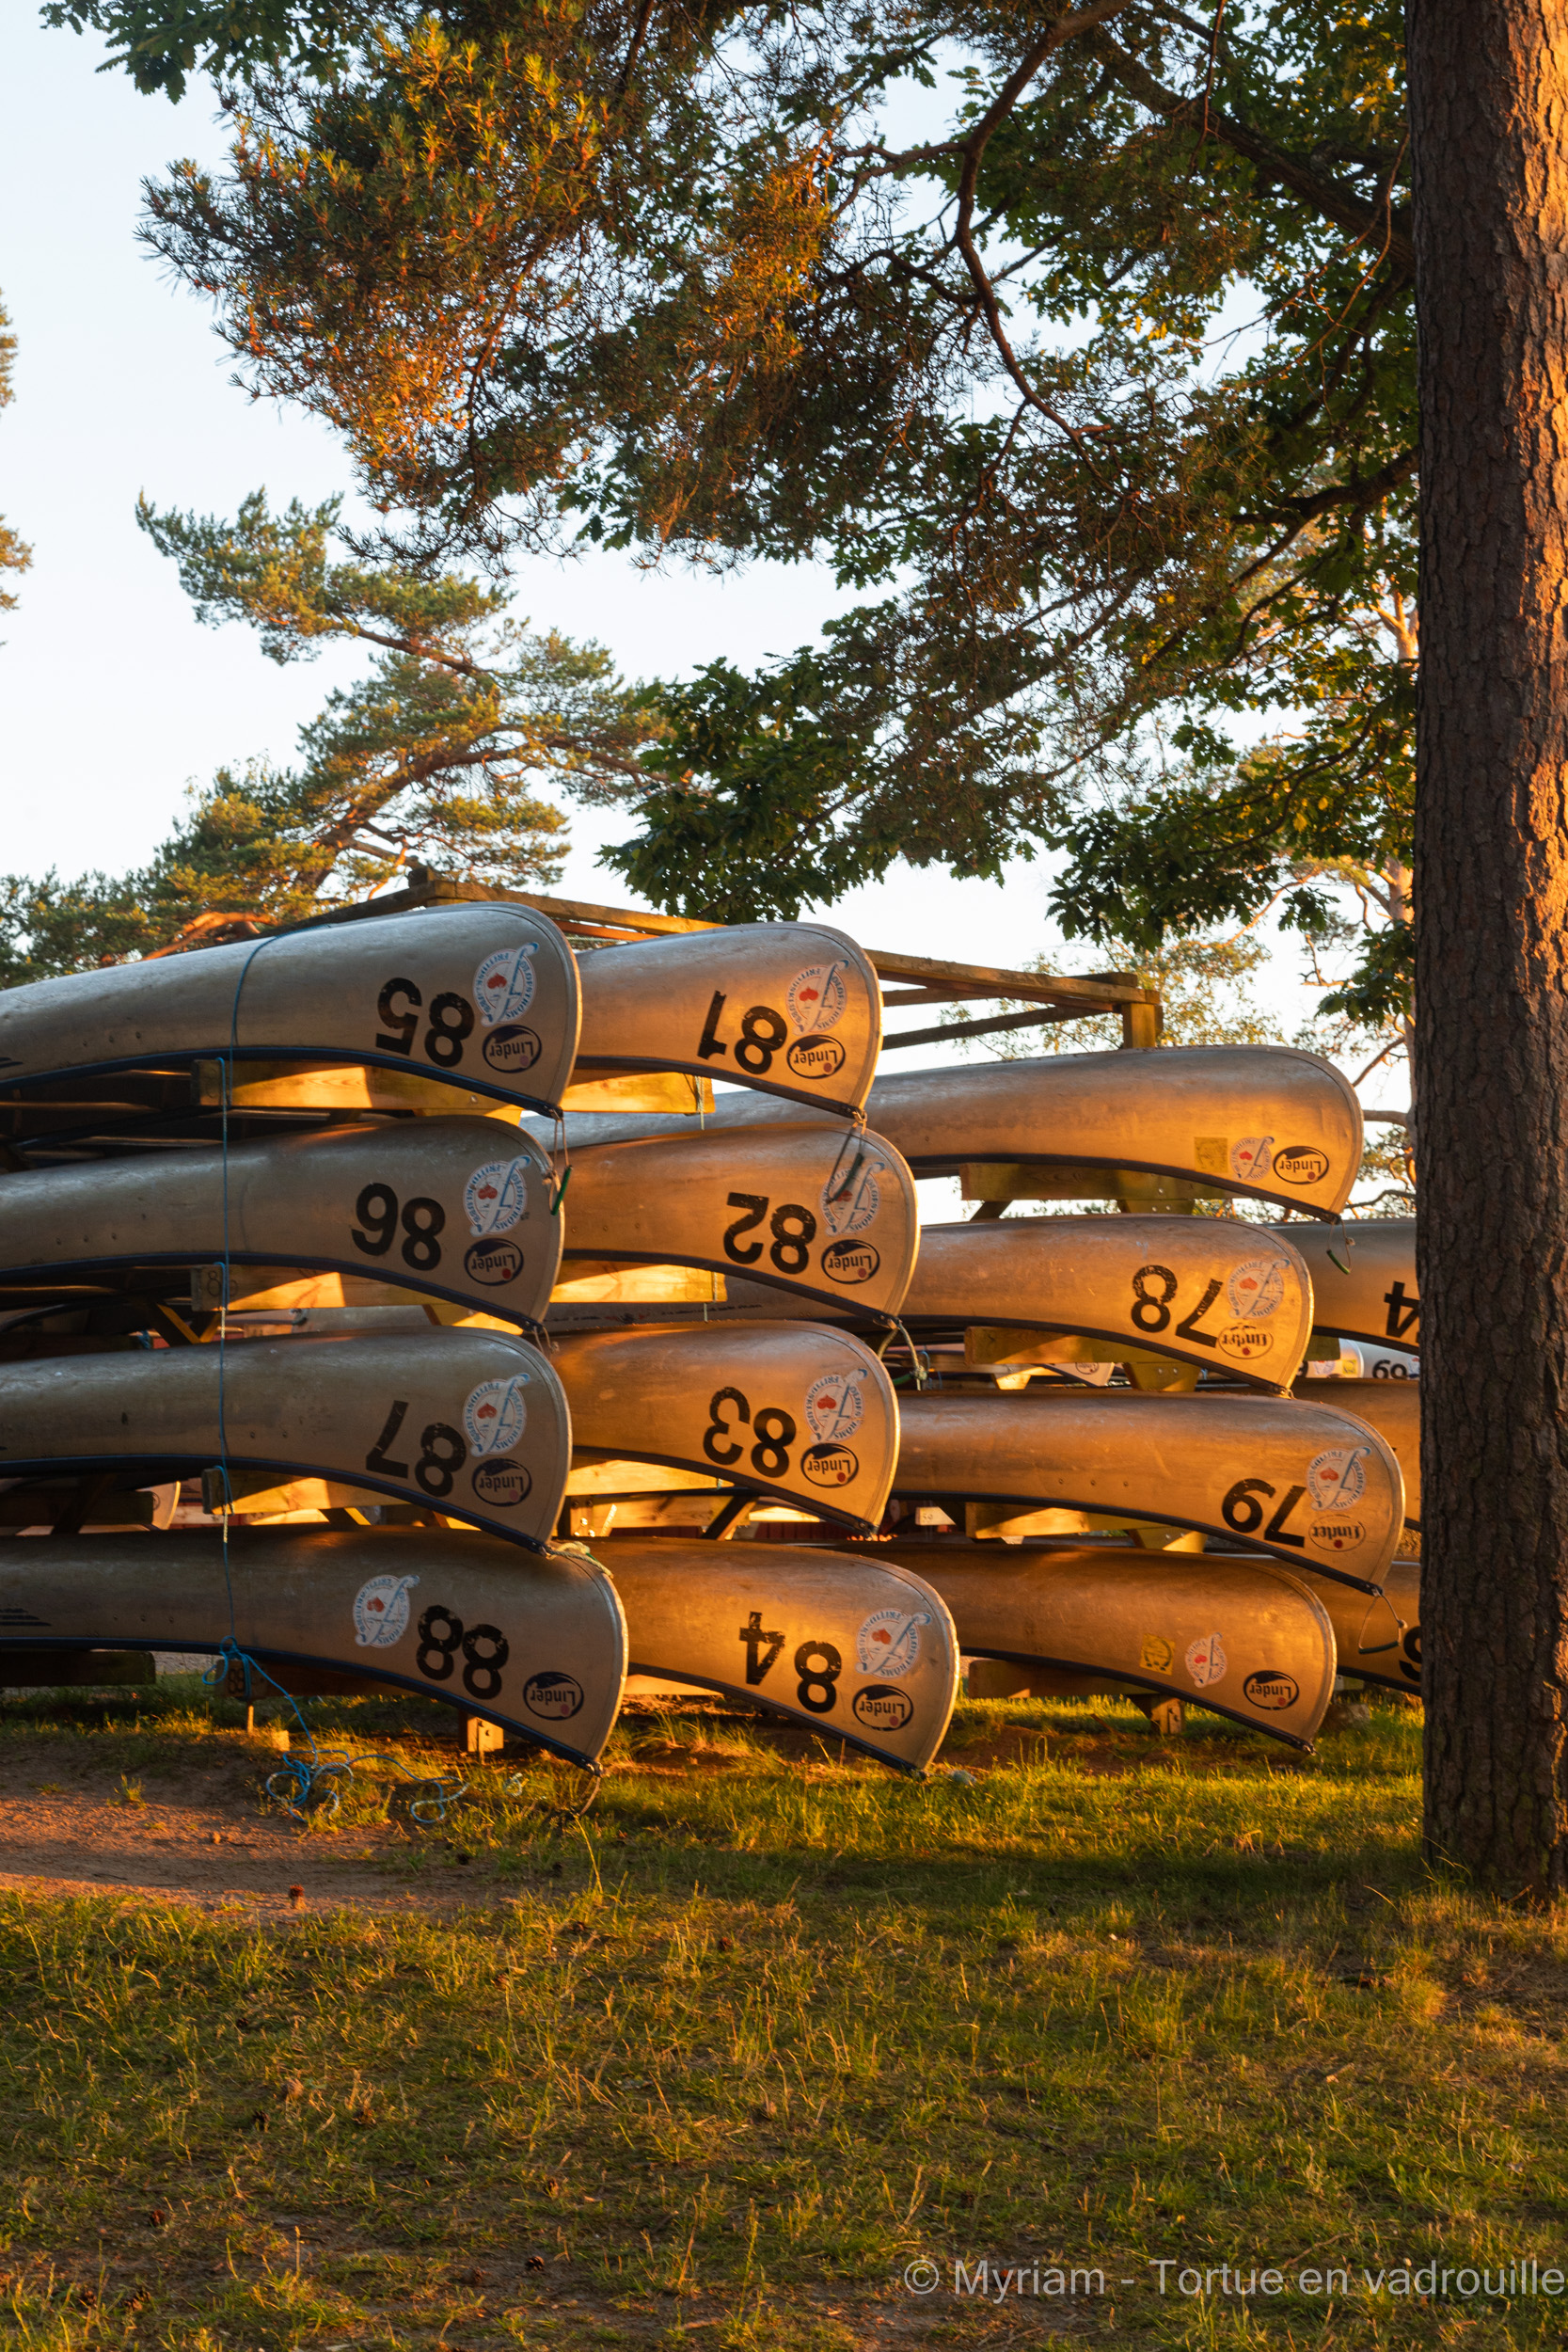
[[473, 944, 538, 1026], [353, 1573, 419, 1649], [787, 963, 848, 1033], [805, 1373, 864, 1443], [1307, 1445, 1369, 1511], [464, 1375, 530, 1456], [820, 1154, 883, 1237], [1230, 1136, 1275, 1184], [855, 1608, 930, 1678], [1185, 1631, 1227, 1689], [465, 1157, 530, 1237], [1227, 1257, 1287, 1319]]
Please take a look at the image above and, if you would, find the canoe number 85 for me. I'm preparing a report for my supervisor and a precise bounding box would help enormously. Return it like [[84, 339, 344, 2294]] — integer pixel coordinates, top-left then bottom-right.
[[374, 976, 476, 1069]]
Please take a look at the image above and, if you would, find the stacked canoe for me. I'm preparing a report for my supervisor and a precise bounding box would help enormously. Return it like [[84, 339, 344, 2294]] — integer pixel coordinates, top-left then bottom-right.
[[0, 898, 1420, 1775]]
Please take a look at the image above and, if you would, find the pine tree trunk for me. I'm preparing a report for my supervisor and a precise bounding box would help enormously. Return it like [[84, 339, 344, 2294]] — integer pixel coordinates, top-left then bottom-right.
[[1408, 2, 1568, 1895]]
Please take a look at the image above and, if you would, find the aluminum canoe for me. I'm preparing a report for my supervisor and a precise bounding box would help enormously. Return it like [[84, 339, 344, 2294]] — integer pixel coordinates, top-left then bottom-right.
[[871, 1538, 1335, 1747], [894, 1388, 1404, 1587], [527, 1044, 1362, 1218], [0, 903, 580, 1113], [0, 1119, 560, 1327], [902, 1216, 1312, 1388], [0, 1528, 626, 1766], [0, 1329, 571, 1548], [574, 923, 879, 1116], [597, 1537, 958, 1772], [1271, 1220, 1418, 1352], [1296, 1554, 1420, 1696], [1294, 1375, 1420, 1534], [551, 1321, 897, 1534], [559, 1122, 917, 1323]]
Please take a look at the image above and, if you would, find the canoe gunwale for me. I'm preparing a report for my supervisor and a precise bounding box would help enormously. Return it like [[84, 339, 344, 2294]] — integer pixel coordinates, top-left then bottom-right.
[[0, 1451, 551, 1552], [0, 1631, 609, 1767], [0, 1250, 540, 1331], [619, 1657, 928, 1774], [556, 1242, 898, 1329], [899, 1311, 1293, 1392], [888, 1486, 1383, 1592], [569, 1055, 865, 1120], [909, 1147, 1342, 1220], [956, 1641, 1315, 1751], [573, 1444, 880, 1534], [0, 1043, 567, 1120]]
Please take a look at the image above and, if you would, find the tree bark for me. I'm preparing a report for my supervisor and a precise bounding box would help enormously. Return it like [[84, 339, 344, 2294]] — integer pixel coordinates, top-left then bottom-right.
[[1408, 2, 1568, 1895]]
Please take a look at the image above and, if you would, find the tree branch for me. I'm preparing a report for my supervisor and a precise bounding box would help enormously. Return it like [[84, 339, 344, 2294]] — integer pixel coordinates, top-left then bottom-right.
[[1083, 27, 1415, 275]]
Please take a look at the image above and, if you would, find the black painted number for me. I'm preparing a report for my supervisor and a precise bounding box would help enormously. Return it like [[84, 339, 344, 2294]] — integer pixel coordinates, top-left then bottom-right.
[[751, 1406, 797, 1479], [695, 993, 788, 1074], [375, 977, 421, 1056], [352, 1183, 398, 1258], [1175, 1277, 1224, 1348], [366, 1397, 411, 1480], [415, 1421, 467, 1499], [1131, 1263, 1177, 1334], [703, 1387, 750, 1467], [416, 1604, 509, 1698], [1221, 1475, 1307, 1548], [722, 1192, 816, 1276], [417, 1605, 463, 1679], [739, 1610, 784, 1687], [795, 1640, 842, 1714], [768, 1202, 816, 1274], [1384, 1279, 1419, 1342], [722, 1194, 767, 1265], [424, 991, 474, 1068], [352, 1184, 445, 1271], [703, 1390, 798, 1480]]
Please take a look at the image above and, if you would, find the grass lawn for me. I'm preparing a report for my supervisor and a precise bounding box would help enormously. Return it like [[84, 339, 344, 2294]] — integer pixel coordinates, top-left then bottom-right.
[[0, 1684, 1561, 2350]]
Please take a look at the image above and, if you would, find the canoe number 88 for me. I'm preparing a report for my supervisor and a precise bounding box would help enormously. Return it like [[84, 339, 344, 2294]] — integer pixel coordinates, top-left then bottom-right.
[[417, 1604, 509, 1699]]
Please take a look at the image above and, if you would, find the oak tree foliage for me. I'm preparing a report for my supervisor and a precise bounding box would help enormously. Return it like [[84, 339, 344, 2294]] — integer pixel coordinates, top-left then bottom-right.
[[0, 293, 32, 618]]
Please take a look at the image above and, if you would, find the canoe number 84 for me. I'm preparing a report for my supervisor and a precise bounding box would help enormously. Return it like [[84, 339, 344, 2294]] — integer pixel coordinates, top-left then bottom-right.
[[738, 1612, 843, 1713]]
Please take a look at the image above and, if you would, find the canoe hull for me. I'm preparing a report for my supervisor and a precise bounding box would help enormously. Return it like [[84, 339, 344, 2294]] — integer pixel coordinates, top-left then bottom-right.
[[562, 1123, 917, 1324], [575, 923, 879, 1115], [894, 1389, 1405, 1588], [872, 1539, 1337, 1747], [553, 1321, 898, 1533], [0, 904, 581, 1114], [904, 1216, 1313, 1388], [0, 1330, 572, 1549], [0, 1118, 560, 1328], [596, 1537, 958, 1772], [1272, 1220, 1418, 1353], [0, 1528, 626, 1765]]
